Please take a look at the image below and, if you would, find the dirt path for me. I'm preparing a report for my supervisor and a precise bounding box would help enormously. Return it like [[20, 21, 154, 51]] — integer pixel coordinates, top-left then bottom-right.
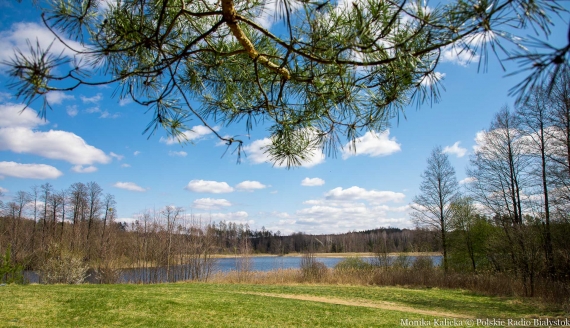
[[239, 292, 475, 319]]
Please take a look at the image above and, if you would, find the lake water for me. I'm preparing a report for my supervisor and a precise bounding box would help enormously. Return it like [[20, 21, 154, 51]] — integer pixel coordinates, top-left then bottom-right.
[[24, 255, 442, 284]]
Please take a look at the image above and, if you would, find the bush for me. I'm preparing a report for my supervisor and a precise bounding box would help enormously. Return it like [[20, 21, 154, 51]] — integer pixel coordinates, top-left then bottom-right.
[[39, 243, 88, 284], [335, 257, 373, 271], [0, 246, 24, 284], [300, 253, 327, 281], [412, 256, 434, 271]]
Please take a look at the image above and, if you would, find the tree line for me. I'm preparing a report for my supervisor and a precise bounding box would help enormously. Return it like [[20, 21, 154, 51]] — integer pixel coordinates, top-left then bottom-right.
[[411, 73, 570, 296], [0, 186, 441, 284]]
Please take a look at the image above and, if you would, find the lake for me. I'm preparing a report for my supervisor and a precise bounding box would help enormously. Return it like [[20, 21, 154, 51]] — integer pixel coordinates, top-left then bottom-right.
[[24, 255, 442, 284]]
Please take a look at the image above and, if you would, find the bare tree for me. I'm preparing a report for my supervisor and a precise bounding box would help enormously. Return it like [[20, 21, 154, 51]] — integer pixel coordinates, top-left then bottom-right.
[[467, 107, 539, 295], [410, 146, 459, 273], [517, 87, 555, 276]]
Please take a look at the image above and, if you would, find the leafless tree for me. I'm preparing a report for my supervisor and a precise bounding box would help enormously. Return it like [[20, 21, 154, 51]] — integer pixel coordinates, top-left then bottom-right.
[[410, 146, 459, 273]]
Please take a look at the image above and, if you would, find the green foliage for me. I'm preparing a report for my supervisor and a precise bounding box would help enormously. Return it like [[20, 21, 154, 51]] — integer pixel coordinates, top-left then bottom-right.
[[4, 0, 567, 166], [0, 246, 24, 284], [334, 256, 373, 271]]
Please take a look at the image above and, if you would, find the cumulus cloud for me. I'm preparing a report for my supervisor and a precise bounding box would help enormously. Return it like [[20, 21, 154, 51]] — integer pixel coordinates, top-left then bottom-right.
[[192, 198, 232, 210], [46, 92, 74, 105], [266, 201, 412, 234], [185, 180, 234, 193], [301, 177, 325, 186], [235, 180, 267, 191], [160, 125, 217, 145], [113, 182, 147, 192], [243, 138, 325, 168], [80, 93, 103, 104], [0, 104, 110, 166], [253, 1, 304, 29], [0, 186, 8, 193], [0, 22, 84, 63], [420, 72, 446, 86], [168, 151, 187, 157], [342, 130, 401, 159], [0, 103, 47, 128], [440, 45, 480, 66], [121, 163, 131, 168], [71, 165, 98, 173], [0, 161, 63, 179], [207, 211, 252, 225], [325, 186, 406, 204], [134, 151, 141, 156], [0, 127, 111, 165], [443, 141, 467, 158]]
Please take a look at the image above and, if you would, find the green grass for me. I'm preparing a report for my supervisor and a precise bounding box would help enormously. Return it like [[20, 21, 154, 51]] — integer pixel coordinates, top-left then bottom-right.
[[0, 283, 565, 327]]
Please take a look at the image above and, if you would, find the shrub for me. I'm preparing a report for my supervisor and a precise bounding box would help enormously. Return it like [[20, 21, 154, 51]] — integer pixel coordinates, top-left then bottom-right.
[[39, 243, 88, 284], [335, 257, 373, 271], [300, 253, 327, 281], [0, 246, 24, 284]]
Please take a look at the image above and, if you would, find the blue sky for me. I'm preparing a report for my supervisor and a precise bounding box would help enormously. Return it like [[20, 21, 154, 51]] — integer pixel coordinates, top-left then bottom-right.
[[0, 0, 568, 234]]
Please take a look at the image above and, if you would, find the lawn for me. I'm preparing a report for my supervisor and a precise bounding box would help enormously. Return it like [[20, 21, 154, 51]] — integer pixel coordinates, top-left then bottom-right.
[[0, 283, 565, 327]]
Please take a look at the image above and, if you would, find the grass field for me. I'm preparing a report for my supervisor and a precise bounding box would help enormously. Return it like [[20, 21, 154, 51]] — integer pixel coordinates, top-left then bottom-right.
[[1, 282, 566, 327]]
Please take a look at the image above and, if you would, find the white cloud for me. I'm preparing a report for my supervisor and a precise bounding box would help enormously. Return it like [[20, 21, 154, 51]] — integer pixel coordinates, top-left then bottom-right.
[[85, 106, 101, 114], [420, 72, 446, 86], [0, 127, 111, 165], [266, 200, 412, 234], [46, 92, 74, 105], [80, 93, 103, 104], [71, 165, 98, 173], [459, 177, 477, 185], [100, 111, 120, 119], [325, 186, 406, 204], [0, 22, 84, 63], [301, 177, 325, 186], [443, 141, 467, 158], [110, 152, 124, 161], [168, 151, 187, 157], [440, 45, 480, 66], [134, 151, 141, 156], [0, 103, 47, 128], [208, 211, 252, 225], [0, 104, 110, 166], [121, 163, 131, 168], [0, 161, 63, 179], [342, 130, 401, 159], [66, 105, 78, 117], [185, 180, 234, 193], [192, 198, 232, 210], [160, 125, 217, 144], [253, 1, 304, 30], [118, 98, 132, 106], [113, 182, 147, 192], [235, 180, 267, 191], [244, 137, 325, 168], [0, 186, 8, 193]]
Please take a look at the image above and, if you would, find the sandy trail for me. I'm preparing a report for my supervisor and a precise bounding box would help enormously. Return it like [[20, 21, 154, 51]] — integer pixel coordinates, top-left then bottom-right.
[[239, 292, 475, 319]]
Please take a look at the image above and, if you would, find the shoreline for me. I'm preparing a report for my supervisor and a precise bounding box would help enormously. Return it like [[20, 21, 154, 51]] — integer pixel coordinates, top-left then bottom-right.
[[212, 252, 441, 258]]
